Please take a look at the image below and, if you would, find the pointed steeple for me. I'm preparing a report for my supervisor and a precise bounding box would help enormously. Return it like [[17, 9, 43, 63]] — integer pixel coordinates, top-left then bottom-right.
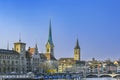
[[74, 38, 80, 49], [35, 43, 38, 53], [47, 19, 54, 46], [46, 20, 55, 56], [35, 44, 38, 50]]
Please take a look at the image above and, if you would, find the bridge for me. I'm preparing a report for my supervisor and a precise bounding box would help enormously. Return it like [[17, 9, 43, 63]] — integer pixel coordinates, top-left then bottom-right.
[[86, 73, 120, 78]]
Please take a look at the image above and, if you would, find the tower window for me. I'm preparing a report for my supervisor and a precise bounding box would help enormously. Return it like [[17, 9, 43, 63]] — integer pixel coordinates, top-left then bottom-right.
[[47, 49, 49, 52], [17, 48, 18, 51]]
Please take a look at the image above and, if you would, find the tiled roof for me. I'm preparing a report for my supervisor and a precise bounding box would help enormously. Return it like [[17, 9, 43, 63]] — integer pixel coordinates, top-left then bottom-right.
[[59, 58, 74, 61], [75, 61, 86, 65], [28, 48, 35, 55], [0, 49, 19, 54], [59, 58, 75, 64]]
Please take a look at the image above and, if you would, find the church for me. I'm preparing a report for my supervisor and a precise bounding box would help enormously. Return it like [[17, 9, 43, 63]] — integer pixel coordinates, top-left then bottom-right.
[[0, 20, 57, 74], [0, 20, 83, 74], [58, 38, 82, 73]]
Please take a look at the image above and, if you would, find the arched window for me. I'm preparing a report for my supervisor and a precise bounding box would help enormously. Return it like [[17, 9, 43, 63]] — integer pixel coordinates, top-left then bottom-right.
[[47, 49, 49, 52]]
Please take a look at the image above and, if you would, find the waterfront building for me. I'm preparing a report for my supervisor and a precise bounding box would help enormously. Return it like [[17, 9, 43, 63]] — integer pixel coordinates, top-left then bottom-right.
[[58, 58, 75, 72], [58, 39, 81, 73], [114, 61, 120, 73], [106, 62, 117, 73], [0, 49, 20, 73], [0, 21, 57, 74], [44, 20, 57, 73], [14, 39, 27, 73]]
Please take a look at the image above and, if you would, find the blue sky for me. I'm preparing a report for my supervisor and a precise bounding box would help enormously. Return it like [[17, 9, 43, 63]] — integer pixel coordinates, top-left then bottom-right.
[[0, 0, 120, 60]]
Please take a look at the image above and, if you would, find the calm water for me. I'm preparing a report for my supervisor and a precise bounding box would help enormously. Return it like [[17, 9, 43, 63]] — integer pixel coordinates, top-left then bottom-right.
[[81, 78, 120, 80], [52, 78, 120, 80]]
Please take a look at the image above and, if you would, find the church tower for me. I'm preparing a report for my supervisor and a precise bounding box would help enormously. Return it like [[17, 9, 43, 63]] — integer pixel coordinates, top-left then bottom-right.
[[74, 39, 80, 61], [35, 44, 38, 54], [46, 20, 54, 56], [14, 37, 26, 53]]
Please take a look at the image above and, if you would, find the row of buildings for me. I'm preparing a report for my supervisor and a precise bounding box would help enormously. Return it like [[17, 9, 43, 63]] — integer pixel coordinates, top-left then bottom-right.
[[1, 20, 120, 74], [0, 20, 58, 74], [0, 20, 81, 74]]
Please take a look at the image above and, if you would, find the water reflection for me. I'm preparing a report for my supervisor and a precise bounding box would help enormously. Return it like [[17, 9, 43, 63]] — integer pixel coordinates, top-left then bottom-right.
[[81, 78, 120, 80]]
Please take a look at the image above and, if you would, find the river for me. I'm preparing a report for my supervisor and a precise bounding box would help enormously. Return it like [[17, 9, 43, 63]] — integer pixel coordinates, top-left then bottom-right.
[[52, 78, 120, 80], [81, 78, 120, 80]]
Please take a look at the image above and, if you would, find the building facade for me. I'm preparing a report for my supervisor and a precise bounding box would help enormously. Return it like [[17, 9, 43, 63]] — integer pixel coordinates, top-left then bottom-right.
[[58, 39, 81, 73], [0, 21, 57, 74]]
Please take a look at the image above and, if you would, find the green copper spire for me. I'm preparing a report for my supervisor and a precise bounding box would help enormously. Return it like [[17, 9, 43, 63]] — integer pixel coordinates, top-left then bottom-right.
[[74, 38, 80, 49], [48, 19, 54, 46]]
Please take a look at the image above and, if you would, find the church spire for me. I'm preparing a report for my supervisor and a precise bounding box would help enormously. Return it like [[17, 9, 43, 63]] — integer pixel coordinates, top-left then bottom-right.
[[74, 38, 80, 49], [74, 38, 80, 61], [46, 20, 54, 56], [35, 43, 38, 53], [47, 19, 54, 46]]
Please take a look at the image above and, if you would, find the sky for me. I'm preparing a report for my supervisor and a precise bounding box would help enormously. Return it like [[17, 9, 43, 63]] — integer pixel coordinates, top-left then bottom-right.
[[0, 0, 120, 61]]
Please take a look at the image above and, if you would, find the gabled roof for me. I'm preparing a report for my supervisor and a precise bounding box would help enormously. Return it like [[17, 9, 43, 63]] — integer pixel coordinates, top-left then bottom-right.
[[59, 58, 75, 65], [28, 48, 35, 55]]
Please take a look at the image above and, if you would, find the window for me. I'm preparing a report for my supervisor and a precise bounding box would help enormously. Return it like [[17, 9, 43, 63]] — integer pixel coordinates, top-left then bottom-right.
[[21, 57, 24, 60], [17, 48, 18, 51], [12, 61, 14, 65], [47, 49, 49, 52], [12, 68, 14, 72], [8, 61, 10, 64], [16, 61, 18, 64], [8, 67, 10, 71], [3, 60, 5, 64], [3, 67, 6, 72]]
